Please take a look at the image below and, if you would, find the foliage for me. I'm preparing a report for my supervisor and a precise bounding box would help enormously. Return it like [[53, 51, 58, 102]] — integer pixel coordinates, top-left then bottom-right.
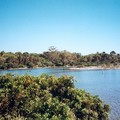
[[0, 74, 110, 120], [0, 49, 120, 69]]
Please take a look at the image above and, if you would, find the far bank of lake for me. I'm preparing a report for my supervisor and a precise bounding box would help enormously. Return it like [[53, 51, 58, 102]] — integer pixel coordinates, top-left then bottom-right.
[[1, 65, 120, 71]]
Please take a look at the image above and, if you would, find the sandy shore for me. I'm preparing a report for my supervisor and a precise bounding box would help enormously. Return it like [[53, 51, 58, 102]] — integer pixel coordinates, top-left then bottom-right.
[[1, 66, 120, 71], [67, 66, 120, 70]]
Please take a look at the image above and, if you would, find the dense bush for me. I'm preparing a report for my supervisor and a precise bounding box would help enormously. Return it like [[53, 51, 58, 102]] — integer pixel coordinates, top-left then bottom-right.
[[0, 49, 120, 69], [0, 74, 109, 120]]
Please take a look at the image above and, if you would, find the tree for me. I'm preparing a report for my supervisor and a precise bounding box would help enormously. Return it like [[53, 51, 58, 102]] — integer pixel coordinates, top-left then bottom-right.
[[110, 51, 116, 56], [48, 46, 57, 52], [15, 52, 23, 64], [26, 62, 34, 68], [0, 51, 5, 57]]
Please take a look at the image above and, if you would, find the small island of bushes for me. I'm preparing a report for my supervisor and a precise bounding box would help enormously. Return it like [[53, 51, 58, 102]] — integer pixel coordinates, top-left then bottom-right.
[[0, 74, 109, 120]]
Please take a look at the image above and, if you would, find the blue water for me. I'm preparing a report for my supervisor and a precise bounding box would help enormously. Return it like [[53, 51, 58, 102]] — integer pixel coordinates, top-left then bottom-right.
[[0, 68, 120, 120]]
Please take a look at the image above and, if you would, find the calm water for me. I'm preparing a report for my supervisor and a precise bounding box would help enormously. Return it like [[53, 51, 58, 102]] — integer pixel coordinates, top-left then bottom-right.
[[0, 68, 120, 120]]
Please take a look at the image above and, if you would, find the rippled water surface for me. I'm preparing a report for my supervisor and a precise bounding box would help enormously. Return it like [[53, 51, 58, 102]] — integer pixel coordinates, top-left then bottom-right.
[[0, 68, 120, 120]]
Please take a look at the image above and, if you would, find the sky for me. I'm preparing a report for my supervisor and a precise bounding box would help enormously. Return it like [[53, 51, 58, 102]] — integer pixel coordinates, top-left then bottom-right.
[[0, 0, 120, 55]]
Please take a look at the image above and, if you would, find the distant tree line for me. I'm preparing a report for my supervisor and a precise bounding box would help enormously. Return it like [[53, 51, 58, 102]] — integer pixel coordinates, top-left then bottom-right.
[[0, 47, 120, 69]]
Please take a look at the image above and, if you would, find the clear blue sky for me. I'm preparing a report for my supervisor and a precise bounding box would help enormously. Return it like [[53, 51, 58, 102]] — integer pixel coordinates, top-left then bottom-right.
[[0, 0, 120, 55]]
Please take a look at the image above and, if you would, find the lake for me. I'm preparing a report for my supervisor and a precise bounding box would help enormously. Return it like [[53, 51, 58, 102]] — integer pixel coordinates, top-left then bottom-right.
[[0, 68, 120, 120]]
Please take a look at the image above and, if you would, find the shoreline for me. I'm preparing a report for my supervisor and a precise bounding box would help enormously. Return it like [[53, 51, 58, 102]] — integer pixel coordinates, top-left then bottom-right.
[[67, 66, 120, 71], [0, 66, 120, 71], [0, 66, 53, 71]]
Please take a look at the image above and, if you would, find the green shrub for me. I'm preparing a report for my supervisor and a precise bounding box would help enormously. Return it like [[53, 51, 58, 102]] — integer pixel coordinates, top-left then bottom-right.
[[0, 74, 110, 120]]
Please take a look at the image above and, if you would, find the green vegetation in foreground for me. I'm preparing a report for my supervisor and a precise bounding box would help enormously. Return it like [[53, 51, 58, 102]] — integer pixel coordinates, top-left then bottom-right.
[[0, 74, 109, 120], [0, 47, 120, 69]]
